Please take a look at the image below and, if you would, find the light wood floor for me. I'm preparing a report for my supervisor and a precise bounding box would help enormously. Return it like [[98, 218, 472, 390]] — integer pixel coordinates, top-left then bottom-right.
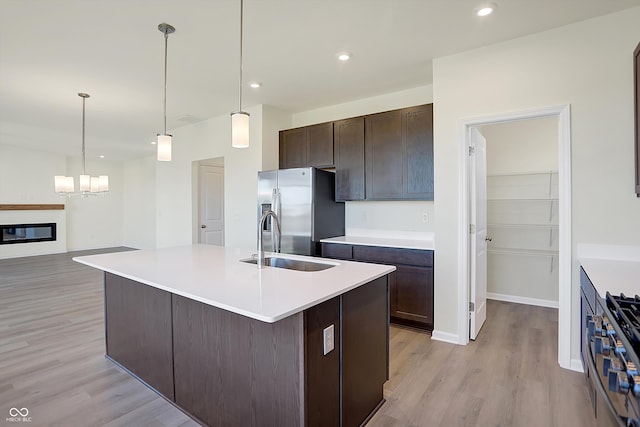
[[0, 249, 594, 427]]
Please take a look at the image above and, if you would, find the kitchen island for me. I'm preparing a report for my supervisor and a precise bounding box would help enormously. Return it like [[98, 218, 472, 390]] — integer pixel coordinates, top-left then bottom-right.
[[73, 244, 395, 427]]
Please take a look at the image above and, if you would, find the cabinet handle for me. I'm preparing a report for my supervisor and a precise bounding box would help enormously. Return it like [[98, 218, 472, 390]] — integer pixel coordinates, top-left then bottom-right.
[[201, 225, 207, 229], [485, 236, 492, 242]]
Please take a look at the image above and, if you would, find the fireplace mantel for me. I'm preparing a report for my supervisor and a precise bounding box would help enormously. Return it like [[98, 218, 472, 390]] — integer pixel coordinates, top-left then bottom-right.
[[0, 204, 65, 211]]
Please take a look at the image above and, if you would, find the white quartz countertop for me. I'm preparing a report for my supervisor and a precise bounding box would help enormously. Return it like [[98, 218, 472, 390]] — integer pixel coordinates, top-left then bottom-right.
[[73, 245, 395, 323], [320, 235, 434, 251], [580, 257, 640, 297]]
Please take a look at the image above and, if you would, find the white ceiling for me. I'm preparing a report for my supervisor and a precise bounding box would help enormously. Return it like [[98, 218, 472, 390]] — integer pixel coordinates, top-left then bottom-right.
[[2, 0, 639, 161]]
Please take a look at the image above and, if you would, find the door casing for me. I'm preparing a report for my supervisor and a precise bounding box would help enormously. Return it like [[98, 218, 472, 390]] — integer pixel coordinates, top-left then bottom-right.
[[458, 105, 573, 370]]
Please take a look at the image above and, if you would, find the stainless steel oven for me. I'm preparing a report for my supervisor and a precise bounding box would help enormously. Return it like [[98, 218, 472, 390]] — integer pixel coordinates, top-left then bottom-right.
[[585, 292, 640, 427]]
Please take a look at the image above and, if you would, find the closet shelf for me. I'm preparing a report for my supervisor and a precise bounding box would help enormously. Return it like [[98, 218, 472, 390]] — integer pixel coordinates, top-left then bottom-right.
[[488, 197, 558, 201], [487, 170, 558, 177], [488, 247, 558, 256], [488, 223, 558, 229]]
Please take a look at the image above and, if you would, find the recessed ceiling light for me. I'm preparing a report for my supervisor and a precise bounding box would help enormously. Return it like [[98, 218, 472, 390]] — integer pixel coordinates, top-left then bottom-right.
[[99, 155, 105, 158], [476, 5, 495, 16], [337, 53, 351, 62], [249, 82, 261, 89], [151, 141, 157, 145]]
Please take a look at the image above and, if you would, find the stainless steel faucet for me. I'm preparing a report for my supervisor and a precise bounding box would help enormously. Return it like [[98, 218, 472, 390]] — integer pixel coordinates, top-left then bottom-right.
[[257, 210, 281, 268]]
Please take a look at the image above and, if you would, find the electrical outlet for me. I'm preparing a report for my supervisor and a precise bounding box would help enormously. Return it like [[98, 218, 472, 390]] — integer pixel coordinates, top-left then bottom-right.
[[323, 324, 335, 355], [422, 212, 429, 223]]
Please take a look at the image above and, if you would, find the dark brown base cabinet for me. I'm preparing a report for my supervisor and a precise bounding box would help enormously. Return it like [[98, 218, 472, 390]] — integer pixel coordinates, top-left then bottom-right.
[[104, 272, 389, 427], [321, 243, 434, 331]]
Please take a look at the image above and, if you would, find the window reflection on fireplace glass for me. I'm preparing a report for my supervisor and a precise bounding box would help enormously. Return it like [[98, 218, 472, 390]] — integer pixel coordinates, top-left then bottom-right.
[[0, 223, 56, 244]]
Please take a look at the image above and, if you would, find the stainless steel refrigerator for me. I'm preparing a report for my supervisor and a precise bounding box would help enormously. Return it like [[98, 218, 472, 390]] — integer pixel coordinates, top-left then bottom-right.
[[258, 167, 345, 256]]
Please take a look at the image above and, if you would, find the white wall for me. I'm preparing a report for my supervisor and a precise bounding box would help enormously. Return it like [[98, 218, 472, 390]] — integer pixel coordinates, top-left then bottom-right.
[[432, 8, 640, 361], [481, 117, 559, 303], [0, 144, 67, 258], [0, 144, 125, 256], [122, 156, 156, 249], [292, 85, 435, 236], [0, 144, 67, 204], [155, 104, 287, 251], [262, 105, 291, 171], [481, 117, 558, 174], [65, 156, 124, 250], [0, 144, 68, 258]]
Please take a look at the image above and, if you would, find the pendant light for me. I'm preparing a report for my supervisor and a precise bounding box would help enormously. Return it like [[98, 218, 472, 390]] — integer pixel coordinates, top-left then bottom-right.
[[54, 93, 109, 197], [231, 0, 249, 148], [157, 22, 175, 161]]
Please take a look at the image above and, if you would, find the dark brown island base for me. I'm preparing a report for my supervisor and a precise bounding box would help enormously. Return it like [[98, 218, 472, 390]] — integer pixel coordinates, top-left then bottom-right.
[[75, 246, 394, 427]]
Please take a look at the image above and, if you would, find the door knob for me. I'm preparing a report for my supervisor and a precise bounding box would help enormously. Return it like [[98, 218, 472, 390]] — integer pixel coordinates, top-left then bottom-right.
[[201, 225, 207, 229], [485, 236, 492, 242]]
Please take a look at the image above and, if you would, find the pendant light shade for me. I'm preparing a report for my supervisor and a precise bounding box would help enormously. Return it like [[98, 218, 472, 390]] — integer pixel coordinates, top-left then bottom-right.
[[231, 111, 250, 148], [157, 134, 172, 161], [80, 174, 91, 192], [157, 23, 175, 161], [54, 93, 109, 197], [231, 0, 249, 148], [54, 176, 74, 193]]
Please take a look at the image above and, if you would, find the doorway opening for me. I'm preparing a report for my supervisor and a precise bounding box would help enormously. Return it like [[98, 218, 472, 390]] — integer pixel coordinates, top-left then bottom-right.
[[481, 116, 560, 310], [459, 105, 573, 370], [195, 157, 225, 246]]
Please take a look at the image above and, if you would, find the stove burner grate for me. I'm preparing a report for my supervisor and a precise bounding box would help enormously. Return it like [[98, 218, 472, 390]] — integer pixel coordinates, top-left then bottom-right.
[[606, 292, 640, 357]]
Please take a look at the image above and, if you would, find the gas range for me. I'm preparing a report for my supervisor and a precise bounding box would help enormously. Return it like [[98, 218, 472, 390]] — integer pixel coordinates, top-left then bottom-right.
[[587, 292, 640, 425], [606, 294, 640, 363]]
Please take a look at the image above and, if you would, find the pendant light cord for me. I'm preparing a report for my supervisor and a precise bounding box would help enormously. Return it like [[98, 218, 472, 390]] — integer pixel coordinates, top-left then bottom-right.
[[238, 0, 244, 112], [163, 30, 169, 135], [81, 95, 86, 175]]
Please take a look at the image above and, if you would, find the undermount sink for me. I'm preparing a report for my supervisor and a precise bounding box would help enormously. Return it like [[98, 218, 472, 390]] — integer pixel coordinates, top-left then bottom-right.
[[241, 257, 335, 272]]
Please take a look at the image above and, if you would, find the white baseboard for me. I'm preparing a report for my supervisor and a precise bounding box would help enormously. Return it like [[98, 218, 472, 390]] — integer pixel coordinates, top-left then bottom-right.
[[569, 358, 584, 373], [487, 292, 559, 309], [431, 330, 461, 345]]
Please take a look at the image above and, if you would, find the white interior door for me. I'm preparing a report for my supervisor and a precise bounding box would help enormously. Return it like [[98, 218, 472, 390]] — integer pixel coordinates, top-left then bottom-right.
[[198, 165, 224, 246], [470, 128, 488, 340]]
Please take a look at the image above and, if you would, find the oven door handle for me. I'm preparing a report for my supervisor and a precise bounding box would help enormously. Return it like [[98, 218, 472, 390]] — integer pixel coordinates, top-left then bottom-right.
[[586, 344, 627, 427]]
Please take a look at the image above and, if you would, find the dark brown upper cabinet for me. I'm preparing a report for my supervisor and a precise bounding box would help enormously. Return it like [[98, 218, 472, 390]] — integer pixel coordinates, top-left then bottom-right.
[[279, 122, 333, 169], [365, 104, 433, 200], [635, 41, 640, 197], [278, 103, 433, 201], [334, 117, 365, 201], [404, 104, 434, 200], [365, 110, 404, 199]]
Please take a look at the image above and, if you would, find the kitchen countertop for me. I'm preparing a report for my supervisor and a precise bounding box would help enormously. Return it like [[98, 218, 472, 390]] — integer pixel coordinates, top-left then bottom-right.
[[580, 257, 640, 297], [73, 244, 395, 323], [320, 235, 435, 250]]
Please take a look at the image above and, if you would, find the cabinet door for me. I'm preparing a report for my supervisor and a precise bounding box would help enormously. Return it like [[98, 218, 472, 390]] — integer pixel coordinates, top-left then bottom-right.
[[304, 297, 340, 427], [104, 273, 175, 400], [365, 110, 403, 199], [321, 242, 353, 260], [279, 127, 307, 169], [334, 117, 365, 201], [403, 104, 434, 200], [393, 265, 433, 329], [342, 276, 388, 427], [307, 122, 334, 167]]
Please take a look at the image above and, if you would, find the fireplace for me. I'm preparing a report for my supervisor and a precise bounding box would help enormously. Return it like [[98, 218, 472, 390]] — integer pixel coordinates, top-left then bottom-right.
[[0, 223, 57, 245]]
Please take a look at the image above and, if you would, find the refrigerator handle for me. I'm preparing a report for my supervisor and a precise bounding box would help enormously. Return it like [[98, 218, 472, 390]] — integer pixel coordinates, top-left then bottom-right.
[[272, 188, 281, 253]]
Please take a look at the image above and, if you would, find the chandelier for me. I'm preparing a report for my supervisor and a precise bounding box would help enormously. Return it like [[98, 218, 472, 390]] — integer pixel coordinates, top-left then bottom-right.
[[54, 93, 109, 196]]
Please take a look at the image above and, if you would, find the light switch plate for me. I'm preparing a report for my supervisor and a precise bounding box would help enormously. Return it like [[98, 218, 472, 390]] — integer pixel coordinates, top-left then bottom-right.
[[323, 324, 335, 355]]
